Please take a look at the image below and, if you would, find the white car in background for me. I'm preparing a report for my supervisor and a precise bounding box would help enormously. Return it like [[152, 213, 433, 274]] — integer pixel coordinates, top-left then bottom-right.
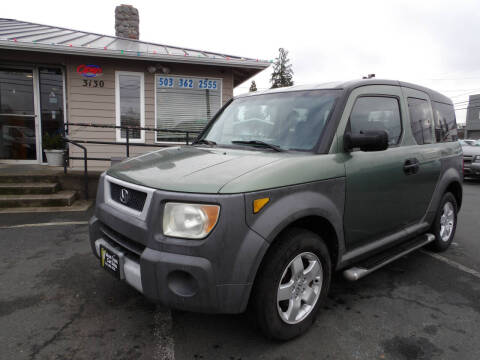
[[460, 140, 480, 178], [459, 139, 478, 146]]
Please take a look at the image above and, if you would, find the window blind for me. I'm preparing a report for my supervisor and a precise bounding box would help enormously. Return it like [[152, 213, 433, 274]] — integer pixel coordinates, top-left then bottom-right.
[[155, 75, 222, 142]]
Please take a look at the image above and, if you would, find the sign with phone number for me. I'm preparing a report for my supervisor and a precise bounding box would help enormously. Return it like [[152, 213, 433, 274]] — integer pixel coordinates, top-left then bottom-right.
[[157, 77, 218, 90]]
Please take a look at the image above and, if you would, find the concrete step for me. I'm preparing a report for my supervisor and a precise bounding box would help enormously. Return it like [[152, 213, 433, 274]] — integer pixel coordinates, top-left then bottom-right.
[[0, 182, 60, 195], [0, 190, 78, 208], [0, 174, 59, 183], [0, 199, 93, 214]]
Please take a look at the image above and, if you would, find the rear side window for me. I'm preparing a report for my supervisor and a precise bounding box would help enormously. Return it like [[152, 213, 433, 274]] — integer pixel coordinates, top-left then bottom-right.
[[349, 96, 402, 145], [407, 97, 433, 145], [433, 101, 457, 142]]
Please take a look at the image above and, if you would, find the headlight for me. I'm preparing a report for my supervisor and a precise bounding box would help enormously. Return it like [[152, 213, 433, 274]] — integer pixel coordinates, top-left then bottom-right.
[[474, 156, 480, 163], [163, 202, 220, 239]]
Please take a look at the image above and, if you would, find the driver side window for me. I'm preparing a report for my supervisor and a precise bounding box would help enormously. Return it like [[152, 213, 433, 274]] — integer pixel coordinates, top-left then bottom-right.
[[349, 96, 402, 145]]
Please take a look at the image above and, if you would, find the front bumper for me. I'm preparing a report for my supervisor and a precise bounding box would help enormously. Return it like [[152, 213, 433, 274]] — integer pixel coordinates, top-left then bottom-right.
[[94, 238, 143, 293], [90, 216, 265, 313], [89, 174, 269, 314], [464, 162, 480, 177], [470, 162, 480, 176]]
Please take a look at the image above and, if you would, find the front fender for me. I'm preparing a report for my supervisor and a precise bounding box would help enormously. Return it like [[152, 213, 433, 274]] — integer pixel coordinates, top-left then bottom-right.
[[244, 178, 346, 251]]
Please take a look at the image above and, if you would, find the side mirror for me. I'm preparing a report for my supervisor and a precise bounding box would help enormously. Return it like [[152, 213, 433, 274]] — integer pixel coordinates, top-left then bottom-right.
[[344, 130, 389, 152]]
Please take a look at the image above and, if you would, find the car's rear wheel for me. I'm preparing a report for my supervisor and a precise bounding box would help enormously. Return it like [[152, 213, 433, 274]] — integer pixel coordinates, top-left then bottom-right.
[[428, 192, 458, 252], [251, 228, 331, 340]]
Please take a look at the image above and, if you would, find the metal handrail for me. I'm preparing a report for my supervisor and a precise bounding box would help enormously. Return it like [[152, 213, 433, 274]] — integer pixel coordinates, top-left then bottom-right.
[[63, 138, 88, 200], [66, 121, 200, 136], [65, 122, 200, 155], [61, 123, 202, 199]]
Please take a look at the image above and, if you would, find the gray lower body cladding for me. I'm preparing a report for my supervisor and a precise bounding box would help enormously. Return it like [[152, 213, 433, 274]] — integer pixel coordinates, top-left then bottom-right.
[[89, 174, 346, 313], [89, 174, 269, 314], [90, 216, 267, 313]]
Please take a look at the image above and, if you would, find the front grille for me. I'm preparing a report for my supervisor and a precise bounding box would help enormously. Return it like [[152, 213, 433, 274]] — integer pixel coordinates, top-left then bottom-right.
[[100, 224, 145, 258], [110, 182, 147, 212]]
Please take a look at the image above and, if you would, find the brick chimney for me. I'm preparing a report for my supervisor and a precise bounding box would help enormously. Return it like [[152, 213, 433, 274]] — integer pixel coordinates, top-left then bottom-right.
[[115, 4, 139, 39]]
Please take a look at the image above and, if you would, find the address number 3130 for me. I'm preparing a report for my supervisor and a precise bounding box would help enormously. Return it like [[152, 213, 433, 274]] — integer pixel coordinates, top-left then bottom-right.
[[83, 79, 105, 88]]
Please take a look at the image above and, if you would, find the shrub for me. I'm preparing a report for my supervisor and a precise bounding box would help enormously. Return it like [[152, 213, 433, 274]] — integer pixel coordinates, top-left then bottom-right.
[[43, 133, 65, 150]]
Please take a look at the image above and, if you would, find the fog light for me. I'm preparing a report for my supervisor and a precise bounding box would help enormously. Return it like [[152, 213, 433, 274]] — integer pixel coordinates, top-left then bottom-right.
[[167, 270, 198, 297]]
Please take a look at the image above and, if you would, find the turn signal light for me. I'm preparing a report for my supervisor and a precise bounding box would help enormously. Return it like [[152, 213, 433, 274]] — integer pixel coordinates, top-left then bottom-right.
[[253, 198, 270, 213]]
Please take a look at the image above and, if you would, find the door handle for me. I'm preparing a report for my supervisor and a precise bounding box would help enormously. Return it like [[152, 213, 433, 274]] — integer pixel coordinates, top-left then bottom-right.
[[404, 158, 419, 175]]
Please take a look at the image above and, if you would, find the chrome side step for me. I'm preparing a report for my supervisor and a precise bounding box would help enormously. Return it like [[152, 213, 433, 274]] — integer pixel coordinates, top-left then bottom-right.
[[343, 233, 435, 281]]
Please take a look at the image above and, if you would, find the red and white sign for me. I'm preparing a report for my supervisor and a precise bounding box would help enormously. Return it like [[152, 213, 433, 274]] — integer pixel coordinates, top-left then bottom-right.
[[77, 64, 103, 78]]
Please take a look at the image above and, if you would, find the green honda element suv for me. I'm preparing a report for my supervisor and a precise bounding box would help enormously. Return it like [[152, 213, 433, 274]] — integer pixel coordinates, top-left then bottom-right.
[[89, 79, 462, 340]]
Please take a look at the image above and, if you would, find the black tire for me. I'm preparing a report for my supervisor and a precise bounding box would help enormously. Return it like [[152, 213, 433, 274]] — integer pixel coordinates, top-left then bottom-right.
[[250, 228, 331, 340], [428, 192, 458, 252]]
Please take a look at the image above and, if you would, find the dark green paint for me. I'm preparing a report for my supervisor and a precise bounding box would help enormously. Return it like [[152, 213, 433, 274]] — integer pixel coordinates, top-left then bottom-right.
[[107, 82, 462, 249]]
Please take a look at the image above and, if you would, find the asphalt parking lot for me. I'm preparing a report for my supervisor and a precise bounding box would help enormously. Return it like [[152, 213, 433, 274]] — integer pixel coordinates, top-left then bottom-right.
[[1, 181, 479, 360]]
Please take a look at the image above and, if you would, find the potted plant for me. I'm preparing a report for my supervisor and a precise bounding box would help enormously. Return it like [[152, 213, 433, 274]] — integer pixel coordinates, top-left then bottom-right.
[[43, 133, 65, 166]]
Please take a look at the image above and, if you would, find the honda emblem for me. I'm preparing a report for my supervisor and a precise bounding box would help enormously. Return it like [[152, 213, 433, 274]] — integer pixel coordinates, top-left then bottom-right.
[[119, 188, 130, 204]]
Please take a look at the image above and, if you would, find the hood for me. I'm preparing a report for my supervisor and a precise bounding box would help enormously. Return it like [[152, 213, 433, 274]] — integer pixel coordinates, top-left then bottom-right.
[[106, 146, 284, 193]]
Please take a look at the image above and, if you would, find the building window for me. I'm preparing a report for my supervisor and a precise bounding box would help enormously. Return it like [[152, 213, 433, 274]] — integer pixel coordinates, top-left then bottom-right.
[[115, 71, 144, 142], [407, 97, 433, 145], [155, 75, 222, 142], [433, 101, 457, 142], [349, 96, 402, 145]]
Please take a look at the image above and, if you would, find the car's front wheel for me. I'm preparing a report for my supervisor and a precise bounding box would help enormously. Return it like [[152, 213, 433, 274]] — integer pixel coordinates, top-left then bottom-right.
[[251, 228, 331, 340]]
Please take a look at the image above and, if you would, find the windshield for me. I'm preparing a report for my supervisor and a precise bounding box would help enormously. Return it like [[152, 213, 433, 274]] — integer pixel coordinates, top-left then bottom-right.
[[200, 90, 341, 151]]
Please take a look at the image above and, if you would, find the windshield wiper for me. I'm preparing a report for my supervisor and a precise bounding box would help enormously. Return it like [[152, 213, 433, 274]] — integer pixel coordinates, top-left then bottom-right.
[[193, 139, 217, 146], [231, 140, 284, 152]]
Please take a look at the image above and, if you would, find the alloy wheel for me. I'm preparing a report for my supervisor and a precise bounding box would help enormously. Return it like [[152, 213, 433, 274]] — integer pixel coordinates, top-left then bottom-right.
[[440, 201, 455, 242], [276, 252, 323, 324]]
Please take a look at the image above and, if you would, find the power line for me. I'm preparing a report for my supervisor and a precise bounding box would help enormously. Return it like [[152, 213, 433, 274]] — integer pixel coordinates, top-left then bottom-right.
[[423, 77, 480, 81], [449, 89, 480, 98], [453, 99, 480, 105], [454, 105, 480, 111], [441, 88, 480, 93]]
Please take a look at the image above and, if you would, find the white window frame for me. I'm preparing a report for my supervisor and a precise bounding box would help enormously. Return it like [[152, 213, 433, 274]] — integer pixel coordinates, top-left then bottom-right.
[[154, 74, 222, 144], [115, 71, 145, 143]]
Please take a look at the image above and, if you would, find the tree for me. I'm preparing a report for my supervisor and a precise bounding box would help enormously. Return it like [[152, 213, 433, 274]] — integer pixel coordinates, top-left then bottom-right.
[[270, 48, 294, 89], [249, 80, 258, 92]]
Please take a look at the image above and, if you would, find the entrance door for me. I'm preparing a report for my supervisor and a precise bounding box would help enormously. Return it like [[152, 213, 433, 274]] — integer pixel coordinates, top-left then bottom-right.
[[0, 68, 37, 161]]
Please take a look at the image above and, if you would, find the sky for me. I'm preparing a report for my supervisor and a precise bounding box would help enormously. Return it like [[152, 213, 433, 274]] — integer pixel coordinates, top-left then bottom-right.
[[3, 0, 480, 124]]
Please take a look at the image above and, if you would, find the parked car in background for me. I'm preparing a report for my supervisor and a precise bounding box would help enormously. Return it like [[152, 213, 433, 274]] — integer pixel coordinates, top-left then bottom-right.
[[460, 139, 480, 146], [462, 143, 480, 178], [90, 79, 462, 340]]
